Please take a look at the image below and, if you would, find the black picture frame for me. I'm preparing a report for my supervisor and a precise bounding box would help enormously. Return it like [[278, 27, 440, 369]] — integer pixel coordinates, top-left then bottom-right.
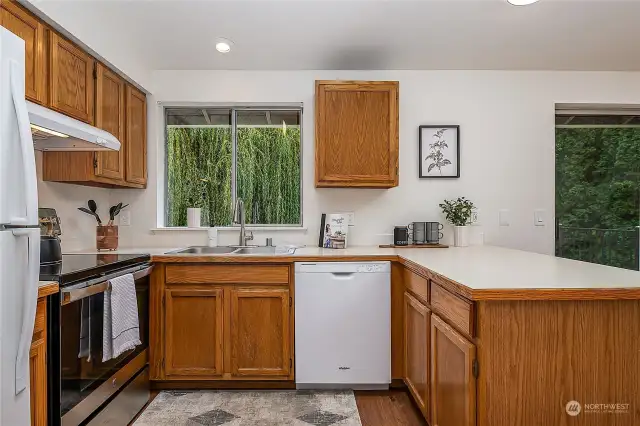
[[418, 125, 460, 178]]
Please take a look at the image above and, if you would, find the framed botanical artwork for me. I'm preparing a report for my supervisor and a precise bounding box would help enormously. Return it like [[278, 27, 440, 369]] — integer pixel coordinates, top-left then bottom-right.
[[419, 125, 460, 178]]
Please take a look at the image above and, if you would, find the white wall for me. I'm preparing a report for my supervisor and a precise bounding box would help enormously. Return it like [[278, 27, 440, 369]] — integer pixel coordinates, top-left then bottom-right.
[[103, 70, 640, 255]]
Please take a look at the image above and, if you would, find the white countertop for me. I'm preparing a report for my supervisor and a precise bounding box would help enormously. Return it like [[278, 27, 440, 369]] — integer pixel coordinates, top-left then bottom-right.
[[67, 245, 640, 291]]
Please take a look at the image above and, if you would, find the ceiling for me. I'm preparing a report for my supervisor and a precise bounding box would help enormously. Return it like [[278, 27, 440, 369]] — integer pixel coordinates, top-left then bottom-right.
[[29, 0, 640, 71]]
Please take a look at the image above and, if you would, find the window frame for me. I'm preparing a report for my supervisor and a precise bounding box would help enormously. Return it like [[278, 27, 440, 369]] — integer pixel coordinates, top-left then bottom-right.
[[162, 103, 304, 228]]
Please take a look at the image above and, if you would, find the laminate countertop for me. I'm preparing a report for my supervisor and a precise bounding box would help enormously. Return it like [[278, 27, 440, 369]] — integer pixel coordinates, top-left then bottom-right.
[[69, 245, 640, 299]]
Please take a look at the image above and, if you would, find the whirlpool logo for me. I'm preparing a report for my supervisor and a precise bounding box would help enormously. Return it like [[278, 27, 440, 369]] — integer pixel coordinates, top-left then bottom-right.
[[338, 366, 351, 371]]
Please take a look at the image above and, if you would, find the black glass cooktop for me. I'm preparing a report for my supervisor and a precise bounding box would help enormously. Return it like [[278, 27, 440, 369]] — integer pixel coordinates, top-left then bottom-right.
[[40, 253, 150, 286]]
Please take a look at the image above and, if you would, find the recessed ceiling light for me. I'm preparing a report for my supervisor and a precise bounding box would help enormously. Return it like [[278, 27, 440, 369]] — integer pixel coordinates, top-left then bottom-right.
[[507, 0, 540, 5], [215, 38, 232, 53]]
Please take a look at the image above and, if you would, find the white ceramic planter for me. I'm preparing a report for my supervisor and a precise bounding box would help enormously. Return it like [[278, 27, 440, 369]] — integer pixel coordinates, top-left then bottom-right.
[[453, 225, 470, 247], [187, 208, 202, 228]]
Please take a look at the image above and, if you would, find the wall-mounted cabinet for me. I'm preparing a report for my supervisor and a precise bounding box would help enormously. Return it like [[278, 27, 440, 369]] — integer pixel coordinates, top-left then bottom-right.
[[49, 32, 95, 124], [315, 80, 399, 188], [0, 1, 147, 189], [0, 0, 47, 105]]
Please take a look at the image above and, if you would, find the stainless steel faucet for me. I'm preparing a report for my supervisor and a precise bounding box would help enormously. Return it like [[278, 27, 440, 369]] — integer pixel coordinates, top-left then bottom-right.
[[232, 198, 254, 246]]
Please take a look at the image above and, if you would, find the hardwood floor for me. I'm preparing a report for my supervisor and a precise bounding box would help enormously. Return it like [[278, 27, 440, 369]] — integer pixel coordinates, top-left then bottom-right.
[[130, 389, 425, 426], [355, 390, 428, 426]]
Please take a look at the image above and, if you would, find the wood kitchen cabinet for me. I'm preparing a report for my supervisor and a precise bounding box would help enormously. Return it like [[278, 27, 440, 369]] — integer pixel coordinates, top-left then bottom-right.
[[230, 288, 291, 378], [0, 0, 47, 105], [151, 264, 294, 382], [315, 80, 399, 188], [431, 313, 476, 426], [164, 287, 224, 377], [94, 62, 126, 181], [49, 32, 94, 123], [125, 85, 147, 186], [403, 291, 431, 422], [42, 79, 147, 188]]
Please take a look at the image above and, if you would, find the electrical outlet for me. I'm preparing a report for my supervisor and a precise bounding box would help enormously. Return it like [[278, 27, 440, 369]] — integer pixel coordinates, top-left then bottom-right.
[[119, 210, 131, 226], [470, 210, 480, 225], [346, 212, 355, 226]]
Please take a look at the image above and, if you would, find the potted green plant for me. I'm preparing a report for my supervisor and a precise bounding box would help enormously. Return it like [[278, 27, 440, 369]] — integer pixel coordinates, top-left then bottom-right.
[[439, 197, 475, 247], [187, 178, 209, 228]]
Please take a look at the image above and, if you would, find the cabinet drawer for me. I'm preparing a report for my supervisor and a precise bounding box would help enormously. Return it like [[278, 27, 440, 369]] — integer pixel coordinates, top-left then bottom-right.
[[32, 299, 46, 342], [403, 268, 429, 303], [166, 265, 289, 284], [430, 282, 475, 337]]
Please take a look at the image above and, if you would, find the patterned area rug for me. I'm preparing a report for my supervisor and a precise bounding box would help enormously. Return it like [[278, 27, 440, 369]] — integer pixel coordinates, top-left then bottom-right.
[[133, 390, 363, 426]]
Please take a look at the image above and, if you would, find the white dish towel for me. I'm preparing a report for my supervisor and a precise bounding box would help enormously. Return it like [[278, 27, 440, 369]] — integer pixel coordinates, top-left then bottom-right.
[[103, 273, 141, 361]]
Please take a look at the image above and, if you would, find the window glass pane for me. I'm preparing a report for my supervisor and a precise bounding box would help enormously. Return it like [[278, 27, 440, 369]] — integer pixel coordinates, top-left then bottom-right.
[[166, 109, 232, 227], [236, 110, 302, 224], [555, 124, 640, 270]]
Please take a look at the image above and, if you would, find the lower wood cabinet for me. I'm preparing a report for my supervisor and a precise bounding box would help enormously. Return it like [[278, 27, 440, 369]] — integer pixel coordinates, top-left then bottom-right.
[[30, 295, 49, 426], [230, 288, 291, 377], [164, 287, 224, 377], [152, 264, 294, 382], [431, 314, 476, 426], [403, 291, 430, 422]]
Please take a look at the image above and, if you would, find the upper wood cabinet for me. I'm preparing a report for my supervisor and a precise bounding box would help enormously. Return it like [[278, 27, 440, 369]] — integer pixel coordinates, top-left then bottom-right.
[[125, 85, 147, 186], [95, 63, 126, 181], [0, 0, 47, 104], [49, 32, 94, 124], [404, 291, 431, 422], [315, 80, 399, 188], [431, 313, 476, 426], [230, 288, 291, 378], [164, 287, 224, 378]]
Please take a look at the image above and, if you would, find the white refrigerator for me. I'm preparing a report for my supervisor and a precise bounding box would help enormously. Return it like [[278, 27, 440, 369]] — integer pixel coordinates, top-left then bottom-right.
[[0, 27, 41, 426]]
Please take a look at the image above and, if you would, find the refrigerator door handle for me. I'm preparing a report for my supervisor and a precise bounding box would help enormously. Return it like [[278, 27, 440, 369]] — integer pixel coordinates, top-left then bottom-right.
[[12, 228, 39, 394], [9, 59, 38, 226]]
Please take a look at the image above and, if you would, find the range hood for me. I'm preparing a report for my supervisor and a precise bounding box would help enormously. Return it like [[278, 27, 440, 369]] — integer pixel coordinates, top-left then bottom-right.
[[26, 101, 121, 151]]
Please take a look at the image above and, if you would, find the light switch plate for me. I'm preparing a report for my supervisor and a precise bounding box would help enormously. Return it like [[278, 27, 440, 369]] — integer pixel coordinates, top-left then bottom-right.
[[119, 210, 131, 226], [499, 209, 510, 227], [534, 209, 545, 226]]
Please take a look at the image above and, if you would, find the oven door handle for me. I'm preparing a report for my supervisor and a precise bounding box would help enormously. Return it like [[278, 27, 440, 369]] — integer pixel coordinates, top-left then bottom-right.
[[61, 265, 154, 305]]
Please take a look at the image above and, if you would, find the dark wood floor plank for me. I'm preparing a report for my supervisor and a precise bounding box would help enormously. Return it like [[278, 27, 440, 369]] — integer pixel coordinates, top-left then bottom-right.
[[355, 390, 427, 426]]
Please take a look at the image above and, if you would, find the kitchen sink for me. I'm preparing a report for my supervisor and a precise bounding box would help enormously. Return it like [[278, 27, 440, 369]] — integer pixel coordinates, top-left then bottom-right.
[[167, 246, 239, 254], [232, 246, 278, 255], [166, 246, 295, 255]]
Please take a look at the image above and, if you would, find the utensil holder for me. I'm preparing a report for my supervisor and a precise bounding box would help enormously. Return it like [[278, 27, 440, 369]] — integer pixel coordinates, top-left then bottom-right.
[[97, 225, 118, 251]]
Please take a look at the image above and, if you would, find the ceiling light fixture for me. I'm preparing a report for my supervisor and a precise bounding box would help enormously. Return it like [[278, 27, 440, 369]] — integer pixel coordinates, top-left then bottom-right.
[[507, 0, 540, 5], [215, 38, 232, 53]]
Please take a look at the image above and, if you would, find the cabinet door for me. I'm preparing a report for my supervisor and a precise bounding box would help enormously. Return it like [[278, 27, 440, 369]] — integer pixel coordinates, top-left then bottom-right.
[[49, 32, 94, 123], [165, 288, 224, 377], [315, 80, 399, 188], [404, 291, 430, 421], [230, 288, 291, 377], [431, 314, 476, 426], [94, 63, 125, 181], [29, 338, 47, 426], [125, 85, 147, 186], [0, 0, 47, 104]]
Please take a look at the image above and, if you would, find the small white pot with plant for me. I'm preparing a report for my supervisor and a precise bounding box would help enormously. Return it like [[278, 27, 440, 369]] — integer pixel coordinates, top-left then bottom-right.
[[187, 178, 209, 228], [439, 197, 476, 247]]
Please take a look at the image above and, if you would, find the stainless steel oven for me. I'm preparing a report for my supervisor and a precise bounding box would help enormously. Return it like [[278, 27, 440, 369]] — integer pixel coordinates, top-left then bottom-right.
[[49, 262, 152, 426]]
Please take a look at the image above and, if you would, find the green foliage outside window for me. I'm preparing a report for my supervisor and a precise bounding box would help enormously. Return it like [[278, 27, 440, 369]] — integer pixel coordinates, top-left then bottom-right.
[[556, 128, 640, 270], [167, 126, 301, 227]]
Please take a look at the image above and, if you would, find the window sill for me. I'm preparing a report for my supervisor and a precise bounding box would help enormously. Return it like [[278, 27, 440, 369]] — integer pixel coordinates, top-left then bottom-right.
[[151, 226, 308, 233]]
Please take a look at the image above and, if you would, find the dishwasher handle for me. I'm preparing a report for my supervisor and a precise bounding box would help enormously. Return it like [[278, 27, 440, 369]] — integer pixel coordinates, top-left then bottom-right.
[[330, 272, 356, 279]]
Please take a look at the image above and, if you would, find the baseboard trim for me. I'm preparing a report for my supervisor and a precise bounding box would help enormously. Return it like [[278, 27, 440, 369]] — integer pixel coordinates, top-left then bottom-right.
[[151, 380, 296, 390]]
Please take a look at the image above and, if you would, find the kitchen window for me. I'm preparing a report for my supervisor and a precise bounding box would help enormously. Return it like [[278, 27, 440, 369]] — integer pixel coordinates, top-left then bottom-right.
[[165, 106, 302, 227], [555, 105, 640, 271]]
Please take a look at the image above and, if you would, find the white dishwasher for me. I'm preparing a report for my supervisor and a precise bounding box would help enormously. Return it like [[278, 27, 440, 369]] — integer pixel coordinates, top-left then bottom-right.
[[295, 262, 391, 389]]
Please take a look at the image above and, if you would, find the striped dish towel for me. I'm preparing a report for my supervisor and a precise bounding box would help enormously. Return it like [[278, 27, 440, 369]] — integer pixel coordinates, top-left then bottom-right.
[[103, 273, 141, 361]]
